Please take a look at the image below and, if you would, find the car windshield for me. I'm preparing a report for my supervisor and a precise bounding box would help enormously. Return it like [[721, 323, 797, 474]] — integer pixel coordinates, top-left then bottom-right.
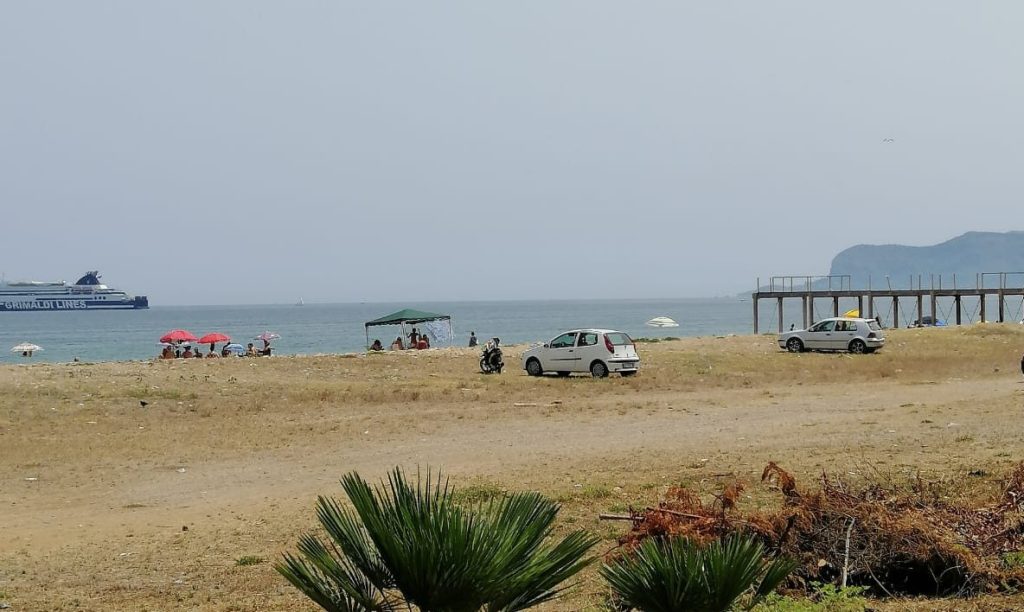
[[605, 332, 633, 345]]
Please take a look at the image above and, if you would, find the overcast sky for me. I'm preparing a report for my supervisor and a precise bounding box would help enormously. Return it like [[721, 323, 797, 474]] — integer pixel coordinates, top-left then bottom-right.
[[2, 2, 1022, 305]]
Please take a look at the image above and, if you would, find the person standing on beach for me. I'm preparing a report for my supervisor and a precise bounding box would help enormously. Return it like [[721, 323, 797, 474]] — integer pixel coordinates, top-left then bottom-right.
[[409, 328, 419, 348], [468, 331, 478, 348]]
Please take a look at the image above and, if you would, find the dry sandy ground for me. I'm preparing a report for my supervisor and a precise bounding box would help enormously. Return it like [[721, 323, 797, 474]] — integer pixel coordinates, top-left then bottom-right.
[[4, 326, 1024, 610]]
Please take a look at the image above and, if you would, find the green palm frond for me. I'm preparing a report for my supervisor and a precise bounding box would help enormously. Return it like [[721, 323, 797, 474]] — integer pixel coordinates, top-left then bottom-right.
[[279, 467, 597, 612], [276, 535, 390, 612], [601, 534, 797, 612]]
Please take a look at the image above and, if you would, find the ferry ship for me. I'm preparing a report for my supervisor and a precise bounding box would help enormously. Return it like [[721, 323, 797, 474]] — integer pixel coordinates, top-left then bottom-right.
[[0, 271, 148, 311]]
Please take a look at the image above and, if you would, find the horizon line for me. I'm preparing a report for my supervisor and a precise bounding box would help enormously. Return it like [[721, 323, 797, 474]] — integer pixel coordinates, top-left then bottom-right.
[[146, 294, 752, 308]]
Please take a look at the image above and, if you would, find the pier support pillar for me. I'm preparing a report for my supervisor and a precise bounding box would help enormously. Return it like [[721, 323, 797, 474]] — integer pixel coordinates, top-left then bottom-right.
[[833, 296, 840, 317], [867, 295, 874, 319], [930, 293, 937, 324], [802, 297, 809, 328], [893, 297, 899, 328], [777, 297, 783, 333], [981, 295, 987, 322], [955, 295, 962, 325], [916, 295, 923, 325], [858, 296, 864, 316], [999, 291, 1005, 322], [753, 296, 759, 334]]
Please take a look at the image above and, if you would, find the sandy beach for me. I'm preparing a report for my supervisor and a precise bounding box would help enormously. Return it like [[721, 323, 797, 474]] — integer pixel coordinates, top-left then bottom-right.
[[4, 326, 1024, 610]]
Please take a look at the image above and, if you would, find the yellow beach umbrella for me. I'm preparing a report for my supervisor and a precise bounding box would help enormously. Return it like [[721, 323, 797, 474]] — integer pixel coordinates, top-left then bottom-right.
[[843, 309, 860, 317]]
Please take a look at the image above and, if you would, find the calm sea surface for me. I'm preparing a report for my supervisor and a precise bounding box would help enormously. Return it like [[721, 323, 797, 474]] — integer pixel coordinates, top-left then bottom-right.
[[0, 295, 991, 364]]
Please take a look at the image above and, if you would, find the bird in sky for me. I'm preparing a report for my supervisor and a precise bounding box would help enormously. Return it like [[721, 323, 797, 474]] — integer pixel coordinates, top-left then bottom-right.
[[882, 138, 895, 143]]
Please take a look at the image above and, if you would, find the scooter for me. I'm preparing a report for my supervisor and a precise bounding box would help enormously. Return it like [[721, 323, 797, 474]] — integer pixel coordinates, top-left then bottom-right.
[[479, 338, 503, 374]]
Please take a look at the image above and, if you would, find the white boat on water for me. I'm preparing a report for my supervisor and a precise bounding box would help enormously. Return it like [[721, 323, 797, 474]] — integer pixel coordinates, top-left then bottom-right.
[[646, 316, 679, 328], [0, 271, 148, 312]]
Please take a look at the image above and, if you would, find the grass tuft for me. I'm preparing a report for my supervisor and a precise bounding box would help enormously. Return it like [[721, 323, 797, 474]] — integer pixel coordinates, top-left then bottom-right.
[[453, 482, 506, 505]]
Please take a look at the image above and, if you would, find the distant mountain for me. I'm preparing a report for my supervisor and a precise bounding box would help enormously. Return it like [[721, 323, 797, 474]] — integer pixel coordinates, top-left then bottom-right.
[[829, 231, 1024, 289]]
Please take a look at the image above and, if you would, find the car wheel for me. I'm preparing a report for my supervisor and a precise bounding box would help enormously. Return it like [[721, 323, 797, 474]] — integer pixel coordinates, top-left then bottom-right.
[[590, 361, 608, 378], [786, 338, 804, 353], [557, 371, 570, 377], [849, 339, 867, 354], [525, 358, 543, 377], [621, 370, 637, 377]]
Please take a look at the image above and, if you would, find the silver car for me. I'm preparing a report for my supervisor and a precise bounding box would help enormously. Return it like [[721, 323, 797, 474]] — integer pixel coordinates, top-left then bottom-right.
[[778, 317, 885, 354], [522, 329, 640, 377]]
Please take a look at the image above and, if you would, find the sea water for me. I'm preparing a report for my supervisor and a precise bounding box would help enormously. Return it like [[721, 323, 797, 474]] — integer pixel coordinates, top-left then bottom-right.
[[0, 295, 950, 364]]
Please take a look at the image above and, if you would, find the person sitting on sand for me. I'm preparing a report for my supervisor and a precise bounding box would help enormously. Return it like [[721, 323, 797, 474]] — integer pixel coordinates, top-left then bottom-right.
[[194, 349, 204, 359], [416, 334, 429, 350], [182, 346, 194, 358], [391, 337, 404, 351], [246, 343, 258, 357], [206, 348, 218, 358], [161, 346, 174, 359], [260, 339, 272, 356], [370, 339, 384, 351], [221, 346, 231, 357]]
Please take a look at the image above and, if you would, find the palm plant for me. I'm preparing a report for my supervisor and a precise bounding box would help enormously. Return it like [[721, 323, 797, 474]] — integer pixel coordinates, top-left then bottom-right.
[[277, 467, 598, 612], [601, 534, 797, 612]]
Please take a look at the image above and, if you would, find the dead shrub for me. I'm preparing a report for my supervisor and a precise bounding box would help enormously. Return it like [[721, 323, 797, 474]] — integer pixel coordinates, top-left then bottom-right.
[[611, 462, 1024, 598]]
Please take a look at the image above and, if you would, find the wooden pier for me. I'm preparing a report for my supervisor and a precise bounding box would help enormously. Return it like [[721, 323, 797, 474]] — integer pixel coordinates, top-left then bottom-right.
[[752, 273, 1024, 333]]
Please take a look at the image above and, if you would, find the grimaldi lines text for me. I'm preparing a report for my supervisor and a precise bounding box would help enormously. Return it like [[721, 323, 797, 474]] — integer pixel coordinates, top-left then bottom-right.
[[3, 299, 89, 310]]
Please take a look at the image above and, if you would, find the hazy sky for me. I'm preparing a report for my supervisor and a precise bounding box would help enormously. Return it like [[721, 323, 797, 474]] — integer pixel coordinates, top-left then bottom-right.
[[2, 2, 1023, 305]]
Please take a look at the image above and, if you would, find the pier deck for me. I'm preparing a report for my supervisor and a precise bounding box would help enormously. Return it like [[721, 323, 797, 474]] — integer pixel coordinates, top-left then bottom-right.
[[752, 273, 1024, 333]]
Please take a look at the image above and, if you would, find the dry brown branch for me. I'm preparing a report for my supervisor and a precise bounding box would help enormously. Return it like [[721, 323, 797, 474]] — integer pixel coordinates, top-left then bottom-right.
[[762, 461, 799, 499]]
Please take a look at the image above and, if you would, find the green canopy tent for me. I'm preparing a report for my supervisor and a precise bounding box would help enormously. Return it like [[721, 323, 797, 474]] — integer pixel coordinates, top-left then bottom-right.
[[364, 308, 453, 350]]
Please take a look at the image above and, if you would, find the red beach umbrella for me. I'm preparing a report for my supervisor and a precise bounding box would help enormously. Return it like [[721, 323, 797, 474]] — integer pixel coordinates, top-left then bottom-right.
[[198, 333, 231, 345], [160, 329, 198, 343]]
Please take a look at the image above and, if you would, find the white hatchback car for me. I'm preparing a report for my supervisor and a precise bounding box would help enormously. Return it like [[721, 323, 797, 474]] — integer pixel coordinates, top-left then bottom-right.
[[777, 317, 885, 354], [522, 329, 640, 378]]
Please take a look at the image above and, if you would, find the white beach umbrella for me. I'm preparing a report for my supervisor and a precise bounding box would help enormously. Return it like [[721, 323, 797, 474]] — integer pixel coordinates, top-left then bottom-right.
[[11, 342, 43, 353], [645, 316, 679, 328]]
